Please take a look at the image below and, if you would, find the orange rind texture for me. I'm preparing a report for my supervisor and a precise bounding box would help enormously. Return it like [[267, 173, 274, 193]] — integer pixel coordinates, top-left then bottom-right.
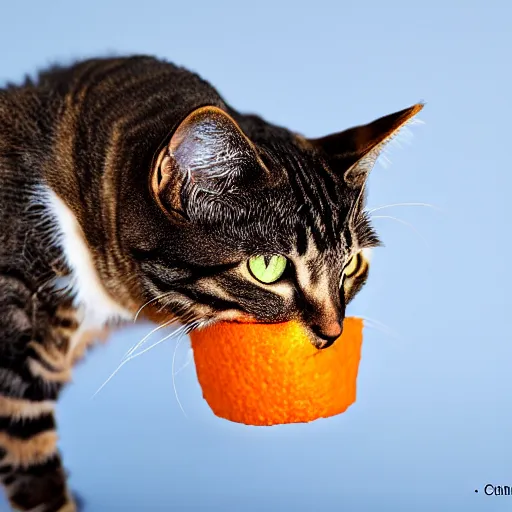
[[190, 317, 363, 426]]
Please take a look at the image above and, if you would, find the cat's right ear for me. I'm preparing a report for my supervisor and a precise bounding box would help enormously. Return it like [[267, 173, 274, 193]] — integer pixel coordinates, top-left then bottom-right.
[[308, 103, 424, 189], [151, 106, 263, 219]]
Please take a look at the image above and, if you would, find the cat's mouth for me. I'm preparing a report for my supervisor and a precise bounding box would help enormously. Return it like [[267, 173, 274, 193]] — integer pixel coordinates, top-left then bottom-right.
[[203, 315, 341, 350]]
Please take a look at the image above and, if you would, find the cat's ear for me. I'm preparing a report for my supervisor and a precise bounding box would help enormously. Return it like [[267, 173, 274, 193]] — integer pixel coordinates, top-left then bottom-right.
[[151, 106, 263, 217], [308, 103, 423, 188]]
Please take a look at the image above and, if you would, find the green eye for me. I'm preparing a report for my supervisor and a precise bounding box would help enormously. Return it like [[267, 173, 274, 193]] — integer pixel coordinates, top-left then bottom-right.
[[248, 255, 288, 284]]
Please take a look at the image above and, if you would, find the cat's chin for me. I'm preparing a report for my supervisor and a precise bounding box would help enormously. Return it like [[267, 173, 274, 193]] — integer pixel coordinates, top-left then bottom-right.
[[205, 311, 258, 327]]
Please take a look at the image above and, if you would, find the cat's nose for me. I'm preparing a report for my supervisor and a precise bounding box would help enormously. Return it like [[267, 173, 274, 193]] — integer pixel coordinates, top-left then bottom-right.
[[311, 321, 343, 349]]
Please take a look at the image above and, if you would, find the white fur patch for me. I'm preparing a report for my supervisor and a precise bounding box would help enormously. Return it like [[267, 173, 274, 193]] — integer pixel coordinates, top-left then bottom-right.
[[44, 189, 133, 349]]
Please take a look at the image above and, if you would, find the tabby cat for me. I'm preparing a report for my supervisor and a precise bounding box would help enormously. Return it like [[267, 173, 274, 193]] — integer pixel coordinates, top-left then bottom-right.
[[0, 55, 422, 511]]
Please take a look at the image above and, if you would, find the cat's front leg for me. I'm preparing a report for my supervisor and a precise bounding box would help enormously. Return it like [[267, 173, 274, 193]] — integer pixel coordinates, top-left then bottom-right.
[[0, 434, 76, 512], [0, 275, 78, 512]]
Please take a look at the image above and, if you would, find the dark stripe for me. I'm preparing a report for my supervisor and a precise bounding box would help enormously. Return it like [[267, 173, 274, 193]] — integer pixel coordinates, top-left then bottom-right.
[[51, 313, 77, 329], [77, 58, 146, 109], [295, 221, 309, 256], [83, 73, 176, 166], [0, 465, 13, 475], [284, 143, 347, 250], [0, 292, 26, 310], [303, 163, 329, 218], [0, 366, 63, 401], [85, 60, 168, 122], [116, 73, 188, 135], [24, 378, 63, 402], [3, 474, 15, 486], [0, 268, 58, 316], [134, 249, 240, 274], [293, 177, 330, 252], [69, 59, 106, 103], [286, 168, 324, 250], [0, 413, 55, 440], [10, 476, 67, 512], [16, 454, 62, 478], [143, 272, 181, 296], [139, 261, 241, 293], [344, 226, 353, 248], [71, 58, 135, 106], [313, 169, 341, 246], [174, 287, 244, 312], [319, 163, 343, 213], [293, 157, 325, 221], [292, 151, 341, 248], [83, 67, 177, 158], [0, 267, 34, 294]]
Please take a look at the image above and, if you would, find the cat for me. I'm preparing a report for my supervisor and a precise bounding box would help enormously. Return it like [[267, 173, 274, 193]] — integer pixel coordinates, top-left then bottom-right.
[[0, 55, 423, 511]]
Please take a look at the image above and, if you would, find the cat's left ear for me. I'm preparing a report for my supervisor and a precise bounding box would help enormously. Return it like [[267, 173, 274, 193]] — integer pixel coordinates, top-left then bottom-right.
[[151, 105, 264, 219], [308, 103, 423, 188]]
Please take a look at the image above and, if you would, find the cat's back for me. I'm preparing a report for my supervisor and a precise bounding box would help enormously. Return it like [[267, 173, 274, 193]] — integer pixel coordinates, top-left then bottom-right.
[[0, 55, 221, 166]]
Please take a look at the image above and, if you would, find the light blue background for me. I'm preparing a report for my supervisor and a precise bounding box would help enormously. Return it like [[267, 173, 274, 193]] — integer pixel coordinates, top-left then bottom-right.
[[1, 1, 510, 511]]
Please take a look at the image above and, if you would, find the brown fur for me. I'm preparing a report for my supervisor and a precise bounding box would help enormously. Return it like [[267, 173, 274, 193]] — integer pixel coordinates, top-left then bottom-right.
[[0, 432, 58, 468]]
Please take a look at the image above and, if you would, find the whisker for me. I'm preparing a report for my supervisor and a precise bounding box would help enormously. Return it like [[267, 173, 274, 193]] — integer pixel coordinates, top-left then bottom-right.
[[366, 202, 442, 215], [370, 215, 430, 248], [173, 349, 194, 376], [134, 291, 174, 322], [91, 324, 190, 399], [171, 331, 190, 418], [357, 315, 401, 340], [170, 319, 205, 416], [122, 318, 177, 360]]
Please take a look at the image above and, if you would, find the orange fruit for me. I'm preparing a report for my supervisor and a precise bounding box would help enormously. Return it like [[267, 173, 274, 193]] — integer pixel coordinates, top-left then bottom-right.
[[190, 317, 363, 426]]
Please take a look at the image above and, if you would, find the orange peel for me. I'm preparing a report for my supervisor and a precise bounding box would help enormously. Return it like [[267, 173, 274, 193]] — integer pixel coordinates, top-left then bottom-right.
[[190, 317, 363, 426]]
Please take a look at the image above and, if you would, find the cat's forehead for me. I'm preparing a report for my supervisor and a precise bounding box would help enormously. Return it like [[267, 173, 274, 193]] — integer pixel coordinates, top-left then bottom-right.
[[199, 184, 352, 259], [191, 136, 359, 257]]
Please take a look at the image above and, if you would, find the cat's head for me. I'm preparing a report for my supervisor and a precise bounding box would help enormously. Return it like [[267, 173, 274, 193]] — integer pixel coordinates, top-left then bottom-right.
[[125, 104, 422, 348]]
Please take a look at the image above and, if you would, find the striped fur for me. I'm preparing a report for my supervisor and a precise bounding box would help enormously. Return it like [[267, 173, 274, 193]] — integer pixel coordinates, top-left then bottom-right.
[[0, 56, 422, 510]]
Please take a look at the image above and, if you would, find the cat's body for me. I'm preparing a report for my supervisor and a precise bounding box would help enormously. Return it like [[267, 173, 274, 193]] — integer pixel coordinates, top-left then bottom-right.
[[0, 56, 422, 511]]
